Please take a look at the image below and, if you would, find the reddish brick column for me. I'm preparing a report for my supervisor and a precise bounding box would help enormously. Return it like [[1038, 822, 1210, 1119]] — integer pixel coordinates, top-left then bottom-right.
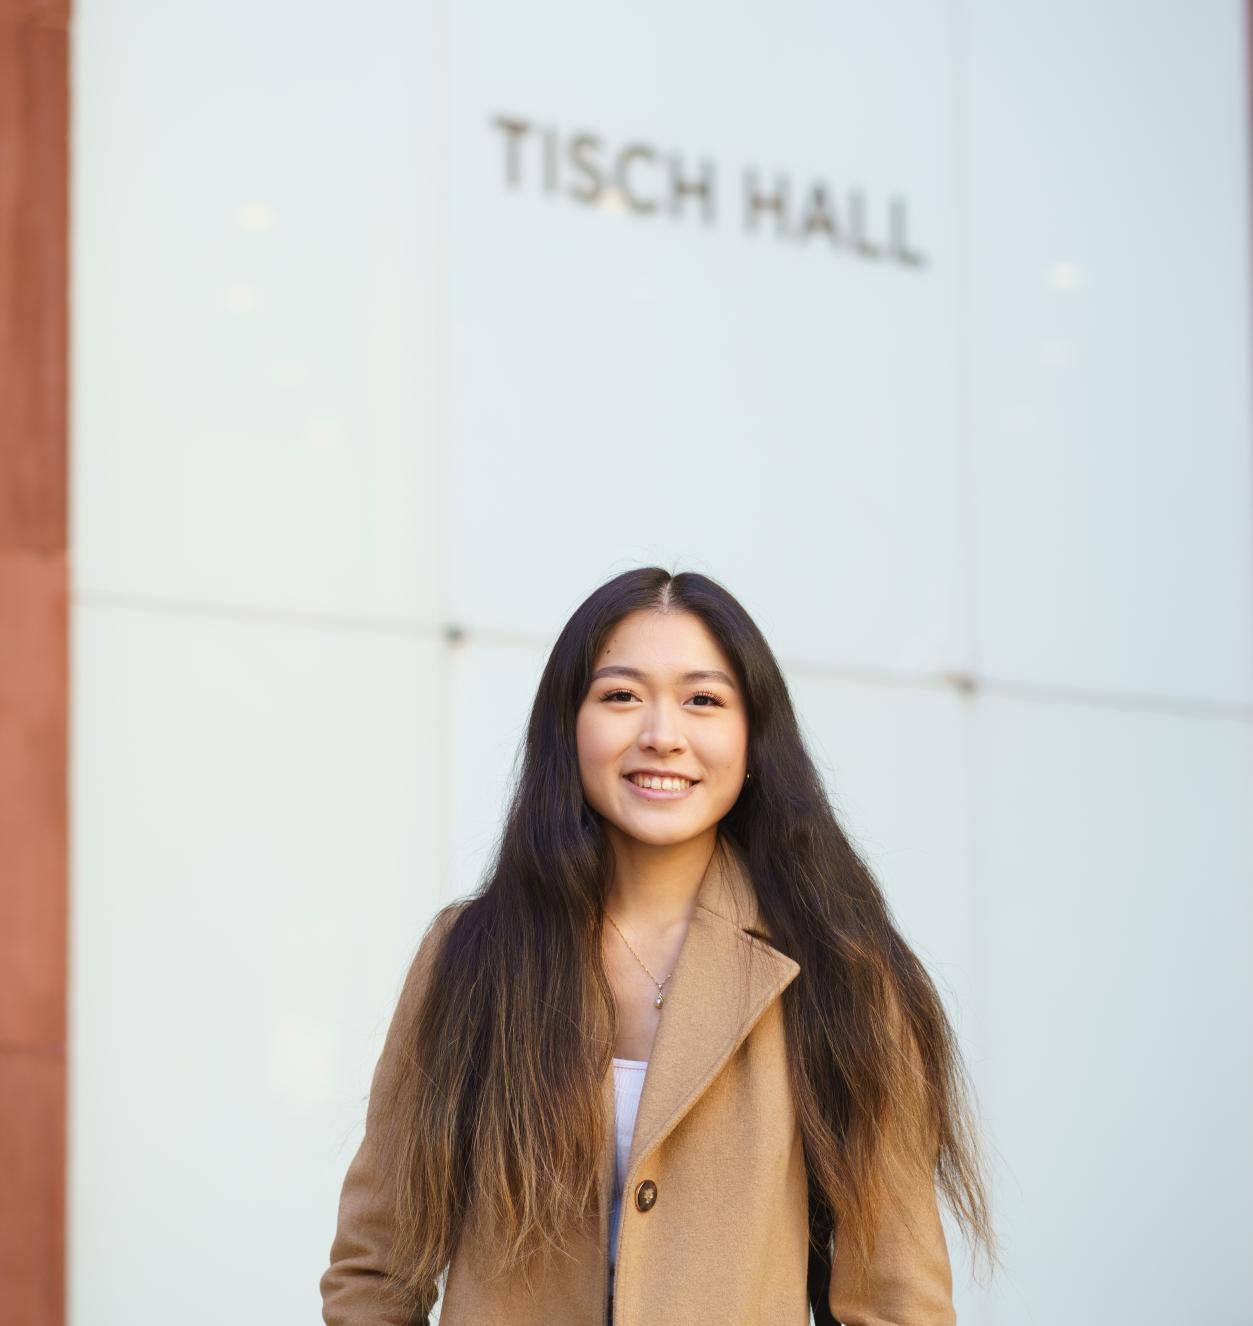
[[0, 1, 70, 1323]]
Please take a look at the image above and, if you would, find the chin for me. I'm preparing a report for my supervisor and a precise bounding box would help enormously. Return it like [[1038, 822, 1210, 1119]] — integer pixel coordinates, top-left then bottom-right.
[[618, 816, 713, 847]]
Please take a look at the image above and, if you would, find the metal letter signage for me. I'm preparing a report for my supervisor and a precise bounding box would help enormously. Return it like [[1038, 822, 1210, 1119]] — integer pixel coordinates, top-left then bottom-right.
[[490, 113, 925, 268]]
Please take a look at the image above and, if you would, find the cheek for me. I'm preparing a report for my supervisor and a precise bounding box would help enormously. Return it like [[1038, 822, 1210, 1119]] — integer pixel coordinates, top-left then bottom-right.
[[702, 722, 749, 768], [575, 708, 616, 772]]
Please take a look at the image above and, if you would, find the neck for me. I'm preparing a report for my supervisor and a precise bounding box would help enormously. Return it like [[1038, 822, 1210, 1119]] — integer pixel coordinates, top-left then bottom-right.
[[602, 825, 719, 937]]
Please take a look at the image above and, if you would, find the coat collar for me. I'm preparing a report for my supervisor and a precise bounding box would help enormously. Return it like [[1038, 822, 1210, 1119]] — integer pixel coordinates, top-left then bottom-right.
[[599, 832, 802, 1220]]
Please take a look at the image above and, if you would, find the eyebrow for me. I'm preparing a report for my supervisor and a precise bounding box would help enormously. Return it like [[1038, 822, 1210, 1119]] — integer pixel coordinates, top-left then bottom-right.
[[590, 665, 737, 689]]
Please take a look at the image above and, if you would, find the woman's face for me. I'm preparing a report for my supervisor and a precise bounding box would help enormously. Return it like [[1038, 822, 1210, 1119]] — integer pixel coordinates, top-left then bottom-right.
[[575, 609, 749, 848]]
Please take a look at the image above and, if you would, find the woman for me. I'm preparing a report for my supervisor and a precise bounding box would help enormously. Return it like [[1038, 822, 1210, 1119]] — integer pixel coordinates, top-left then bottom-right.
[[320, 567, 997, 1325]]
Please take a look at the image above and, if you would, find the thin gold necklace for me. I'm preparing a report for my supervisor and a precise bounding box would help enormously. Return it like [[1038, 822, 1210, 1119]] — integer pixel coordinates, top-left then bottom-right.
[[604, 912, 674, 1008]]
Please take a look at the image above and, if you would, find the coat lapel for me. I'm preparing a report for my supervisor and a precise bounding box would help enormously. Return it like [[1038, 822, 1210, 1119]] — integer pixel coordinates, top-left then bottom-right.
[[617, 833, 801, 1188]]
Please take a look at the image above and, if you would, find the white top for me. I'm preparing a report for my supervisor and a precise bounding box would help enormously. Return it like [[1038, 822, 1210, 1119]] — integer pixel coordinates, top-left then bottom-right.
[[609, 1056, 648, 1293]]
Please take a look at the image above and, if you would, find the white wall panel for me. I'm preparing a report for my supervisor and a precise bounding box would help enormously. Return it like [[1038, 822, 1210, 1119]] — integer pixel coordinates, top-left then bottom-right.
[[974, 694, 1253, 1319], [966, 0, 1253, 704], [69, 605, 447, 1324], [447, 638, 549, 892], [446, 0, 965, 675], [71, 0, 447, 622], [789, 671, 976, 1001]]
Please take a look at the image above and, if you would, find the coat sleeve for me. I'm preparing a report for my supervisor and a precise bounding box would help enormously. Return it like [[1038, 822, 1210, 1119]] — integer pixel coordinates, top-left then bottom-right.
[[826, 1145, 957, 1326], [319, 904, 465, 1326], [827, 995, 958, 1326]]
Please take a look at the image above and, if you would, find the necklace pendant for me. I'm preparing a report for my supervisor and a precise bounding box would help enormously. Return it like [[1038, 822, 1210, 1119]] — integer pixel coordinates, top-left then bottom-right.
[[654, 994, 664, 1008]]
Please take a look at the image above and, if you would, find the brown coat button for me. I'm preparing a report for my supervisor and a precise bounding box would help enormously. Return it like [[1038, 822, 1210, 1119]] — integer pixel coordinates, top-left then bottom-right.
[[634, 1179, 657, 1212]]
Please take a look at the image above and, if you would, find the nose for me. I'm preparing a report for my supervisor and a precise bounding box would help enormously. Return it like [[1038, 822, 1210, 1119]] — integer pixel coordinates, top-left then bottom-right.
[[637, 699, 687, 753]]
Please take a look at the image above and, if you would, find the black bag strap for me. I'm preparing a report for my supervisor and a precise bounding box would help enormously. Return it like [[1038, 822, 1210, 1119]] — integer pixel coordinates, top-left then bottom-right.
[[806, 1179, 839, 1326]]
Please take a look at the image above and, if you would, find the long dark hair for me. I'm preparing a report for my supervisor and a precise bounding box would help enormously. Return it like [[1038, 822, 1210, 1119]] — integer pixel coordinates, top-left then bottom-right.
[[374, 567, 997, 1306]]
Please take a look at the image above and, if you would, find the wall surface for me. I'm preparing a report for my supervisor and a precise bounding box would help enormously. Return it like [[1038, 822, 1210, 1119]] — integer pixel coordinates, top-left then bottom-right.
[[1, 0, 69, 1322], [69, 2, 1253, 1323]]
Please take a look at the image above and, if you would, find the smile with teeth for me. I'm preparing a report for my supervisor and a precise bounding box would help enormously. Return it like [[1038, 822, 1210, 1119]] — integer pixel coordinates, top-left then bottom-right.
[[626, 773, 696, 791]]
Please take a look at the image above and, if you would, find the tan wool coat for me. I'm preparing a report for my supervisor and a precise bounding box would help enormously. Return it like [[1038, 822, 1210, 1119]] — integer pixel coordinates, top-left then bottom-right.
[[321, 836, 957, 1326]]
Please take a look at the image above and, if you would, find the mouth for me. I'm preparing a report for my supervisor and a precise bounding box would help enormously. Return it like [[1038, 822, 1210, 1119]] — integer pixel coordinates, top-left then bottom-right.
[[622, 773, 700, 801]]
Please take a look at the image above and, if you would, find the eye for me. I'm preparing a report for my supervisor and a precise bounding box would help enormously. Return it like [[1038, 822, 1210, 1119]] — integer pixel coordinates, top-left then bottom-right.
[[598, 688, 726, 708]]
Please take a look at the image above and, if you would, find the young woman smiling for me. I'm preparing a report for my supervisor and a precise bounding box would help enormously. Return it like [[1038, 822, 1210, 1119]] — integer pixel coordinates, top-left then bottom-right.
[[320, 567, 997, 1325]]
